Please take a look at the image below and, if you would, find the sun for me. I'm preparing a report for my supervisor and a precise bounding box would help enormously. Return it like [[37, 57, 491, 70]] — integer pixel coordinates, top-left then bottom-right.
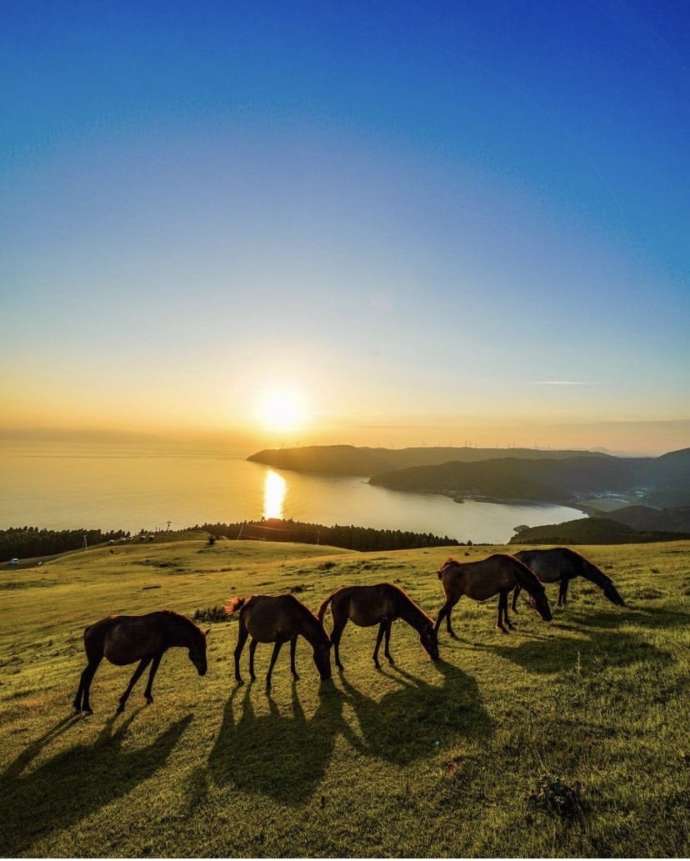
[[257, 389, 307, 433]]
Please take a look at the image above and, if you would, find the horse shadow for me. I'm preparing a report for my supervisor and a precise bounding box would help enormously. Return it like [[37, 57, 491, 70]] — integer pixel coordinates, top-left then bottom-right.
[[470, 610, 674, 675], [562, 605, 690, 632], [207, 681, 346, 805], [0, 710, 192, 856], [338, 659, 493, 765]]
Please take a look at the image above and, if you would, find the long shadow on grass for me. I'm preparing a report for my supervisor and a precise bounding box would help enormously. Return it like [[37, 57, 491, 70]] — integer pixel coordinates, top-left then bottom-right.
[[339, 659, 493, 765], [0, 710, 192, 856], [208, 682, 349, 805], [471, 615, 673, 675], [563, 606, 690, 632]]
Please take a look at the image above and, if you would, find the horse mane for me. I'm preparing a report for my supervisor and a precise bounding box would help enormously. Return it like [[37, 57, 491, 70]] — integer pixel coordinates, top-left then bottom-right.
[[160, 610, 204, 644], [392, 584, 434, 628], [438, 558, 461, 578]]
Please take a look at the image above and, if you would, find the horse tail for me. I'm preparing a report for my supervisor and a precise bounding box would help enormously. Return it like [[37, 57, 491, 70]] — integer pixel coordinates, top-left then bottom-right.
[[224, 596, 247, 616], [317, 592, 337, 623]]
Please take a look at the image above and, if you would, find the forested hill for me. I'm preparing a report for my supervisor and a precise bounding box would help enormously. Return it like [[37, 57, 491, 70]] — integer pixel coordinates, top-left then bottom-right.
[[247, 444, 610, 476], [368, 456, 645, 502], [508, 517, 690, 545]]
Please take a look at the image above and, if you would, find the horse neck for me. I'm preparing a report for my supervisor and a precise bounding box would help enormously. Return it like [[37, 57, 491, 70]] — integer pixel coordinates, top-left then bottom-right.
[[164, 613, 198, 648], [578, 556, 610, 588], [397, 592, 429, 631], [299, 607, 328, 647]]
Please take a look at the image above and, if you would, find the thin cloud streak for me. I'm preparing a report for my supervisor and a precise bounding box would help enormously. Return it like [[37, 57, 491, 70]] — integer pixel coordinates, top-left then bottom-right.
[[532, 380, 597, 386]]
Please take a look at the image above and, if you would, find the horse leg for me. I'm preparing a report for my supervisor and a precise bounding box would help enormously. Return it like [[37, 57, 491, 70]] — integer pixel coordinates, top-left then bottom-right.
[[373, 622, 386, 669], [383, 620, 395, 665], [265, 640, 284, 690], [117, 657, 151, 714], [497, 593, 508, 634], [558, 579, 566, 607], [504, 594, 515, 629], [331, 613, 348, 670], [249, 638, 258, 682], [562, 578, 570, 606], [434, 599, 452, 638], [512, 585, 521, 613], [234, 620, 249, 683], [290, 635, 299, 680], [446, 597, 461, 639], [143, 653, 162, 704], [79, 655, 103, 714]]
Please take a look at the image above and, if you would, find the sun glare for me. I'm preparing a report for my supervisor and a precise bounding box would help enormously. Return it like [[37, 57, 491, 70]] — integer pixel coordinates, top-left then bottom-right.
[[257, 389, 307, 433]]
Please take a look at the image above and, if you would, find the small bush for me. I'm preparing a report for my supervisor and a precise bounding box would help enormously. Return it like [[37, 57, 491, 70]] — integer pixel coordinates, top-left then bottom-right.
[[528, 774, 585, 822], [193, 606, 231, 623]]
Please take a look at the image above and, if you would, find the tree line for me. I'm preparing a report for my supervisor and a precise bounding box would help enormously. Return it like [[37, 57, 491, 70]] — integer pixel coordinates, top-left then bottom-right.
[[1, 527, 130, 561], [193, 518, 461, 552]]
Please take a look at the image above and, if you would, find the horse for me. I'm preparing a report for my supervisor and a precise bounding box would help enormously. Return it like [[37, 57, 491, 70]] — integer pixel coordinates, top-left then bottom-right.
[[435, 554, 552, 638], [317, 583, 439, 670], [72, 610, 208, 714], [512, 547, 625, 611], [225, 594, 332, 688]]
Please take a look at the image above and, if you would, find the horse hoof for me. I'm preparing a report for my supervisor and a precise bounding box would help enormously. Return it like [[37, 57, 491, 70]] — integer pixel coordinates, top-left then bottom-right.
[[82, 708, 93, 716], [145, 697, 153, 706], [116, 704, 125, 714]]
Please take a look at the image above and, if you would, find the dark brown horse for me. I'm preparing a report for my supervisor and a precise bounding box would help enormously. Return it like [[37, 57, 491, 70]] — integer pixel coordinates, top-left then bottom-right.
[[435, 554, 552, 637], [73, 610, 208, 714], [317, 583, 439, 670], [513, 547, 626, 610], [225, 594, 332, 688]]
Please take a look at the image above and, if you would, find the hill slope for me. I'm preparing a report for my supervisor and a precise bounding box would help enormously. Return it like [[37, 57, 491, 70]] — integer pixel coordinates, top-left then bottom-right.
[[2, 536, 690, 856]]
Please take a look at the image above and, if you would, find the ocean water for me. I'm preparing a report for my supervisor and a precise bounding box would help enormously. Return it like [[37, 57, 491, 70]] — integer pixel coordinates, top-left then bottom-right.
[[0, 441, 586, 544]]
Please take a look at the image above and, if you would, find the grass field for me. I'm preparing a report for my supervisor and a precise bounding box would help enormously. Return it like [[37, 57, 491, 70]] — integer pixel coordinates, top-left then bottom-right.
[[2, 536, 690, 857]]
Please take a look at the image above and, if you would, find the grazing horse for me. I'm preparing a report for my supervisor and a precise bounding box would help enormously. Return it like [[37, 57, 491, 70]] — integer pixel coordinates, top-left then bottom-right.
[[73, 610, 208, 714], [513, 547, 625, 611], [435, 554, 552, 638], [317, 583, 439, 670], [225, 594, 332, 688]]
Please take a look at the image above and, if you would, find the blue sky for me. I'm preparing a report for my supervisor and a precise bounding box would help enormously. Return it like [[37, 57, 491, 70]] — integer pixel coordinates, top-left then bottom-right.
[[2, 1, 689, 450]]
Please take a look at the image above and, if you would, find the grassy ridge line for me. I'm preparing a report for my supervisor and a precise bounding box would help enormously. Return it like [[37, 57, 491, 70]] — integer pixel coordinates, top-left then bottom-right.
[[1, 538, 690, 856]]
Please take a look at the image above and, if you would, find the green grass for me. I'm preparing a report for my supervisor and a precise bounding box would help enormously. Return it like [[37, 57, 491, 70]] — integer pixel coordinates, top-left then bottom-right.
[[2, 536, 690, 856]]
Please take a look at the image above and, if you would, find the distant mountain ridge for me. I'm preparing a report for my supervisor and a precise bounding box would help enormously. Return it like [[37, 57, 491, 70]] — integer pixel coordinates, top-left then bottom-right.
[[247, 444, 613, 476]]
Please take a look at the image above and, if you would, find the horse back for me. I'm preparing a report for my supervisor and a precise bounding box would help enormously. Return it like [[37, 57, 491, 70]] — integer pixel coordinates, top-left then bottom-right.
[[516, 548, 578, 582], [242, 594, 309, 642], [97, 614, 169, 666]]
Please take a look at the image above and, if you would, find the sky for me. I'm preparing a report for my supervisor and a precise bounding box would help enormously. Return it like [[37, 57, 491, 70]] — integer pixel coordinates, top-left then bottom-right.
[[2, 1, 689, 454]]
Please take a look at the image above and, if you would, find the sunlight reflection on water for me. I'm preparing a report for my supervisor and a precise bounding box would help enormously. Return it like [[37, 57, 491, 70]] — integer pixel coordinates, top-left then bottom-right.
[[263, 469, 286, 519]]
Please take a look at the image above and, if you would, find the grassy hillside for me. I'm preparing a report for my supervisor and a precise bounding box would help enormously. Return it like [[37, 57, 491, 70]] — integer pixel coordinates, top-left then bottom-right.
[[2, 536, 690, 856]]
